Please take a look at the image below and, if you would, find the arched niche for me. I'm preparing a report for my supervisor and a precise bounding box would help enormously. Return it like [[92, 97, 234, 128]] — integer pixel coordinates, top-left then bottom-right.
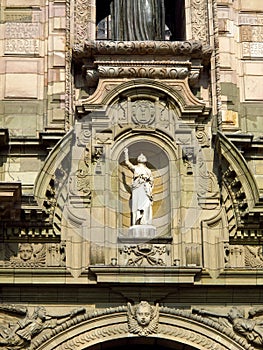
[[118, 140, 170, 236], [108, 130, 180, 246]]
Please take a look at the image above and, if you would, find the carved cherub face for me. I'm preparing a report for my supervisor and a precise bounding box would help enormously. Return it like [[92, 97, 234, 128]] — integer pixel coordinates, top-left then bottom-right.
[[19, 243, 33, 261], [34, 306, 47, 320], [135, 303, 152, 326], [228, 307, 244, 321]]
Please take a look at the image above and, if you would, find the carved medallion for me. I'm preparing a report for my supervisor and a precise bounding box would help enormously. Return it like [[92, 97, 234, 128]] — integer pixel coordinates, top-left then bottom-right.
[[132, 100, 155, 126]]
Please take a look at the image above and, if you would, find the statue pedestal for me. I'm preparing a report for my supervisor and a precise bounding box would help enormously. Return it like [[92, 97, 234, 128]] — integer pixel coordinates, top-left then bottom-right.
[[128, 225, 157, 240]]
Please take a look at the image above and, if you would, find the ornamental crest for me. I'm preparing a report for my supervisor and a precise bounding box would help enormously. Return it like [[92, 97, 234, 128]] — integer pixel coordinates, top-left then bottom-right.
[[132, 100, 155, 126]]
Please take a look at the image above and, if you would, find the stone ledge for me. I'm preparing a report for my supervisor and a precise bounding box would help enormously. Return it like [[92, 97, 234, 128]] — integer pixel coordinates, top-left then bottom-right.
[[88, 266, 202, 283], [73, 40, 212, 64]]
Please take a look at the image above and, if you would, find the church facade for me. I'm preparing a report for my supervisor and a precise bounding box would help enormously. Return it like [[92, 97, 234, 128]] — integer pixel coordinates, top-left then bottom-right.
[[1, 0, 263, 349]]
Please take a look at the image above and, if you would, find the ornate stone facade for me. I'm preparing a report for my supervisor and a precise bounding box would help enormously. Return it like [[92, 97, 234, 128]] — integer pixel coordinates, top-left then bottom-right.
[[1, 1, 263, 349]]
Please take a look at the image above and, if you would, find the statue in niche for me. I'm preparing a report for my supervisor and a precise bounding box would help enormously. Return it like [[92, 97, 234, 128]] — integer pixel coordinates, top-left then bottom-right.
[[193, 306, 263, 347], [127, 301, 159, 336], [124, 148, 153, 226], [0, 305, 85, 349], [110, 0, 165, 40]]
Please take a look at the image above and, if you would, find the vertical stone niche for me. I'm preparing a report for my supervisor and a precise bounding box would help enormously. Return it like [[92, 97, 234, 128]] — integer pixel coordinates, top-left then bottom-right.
[[117, 140, 172, 267]]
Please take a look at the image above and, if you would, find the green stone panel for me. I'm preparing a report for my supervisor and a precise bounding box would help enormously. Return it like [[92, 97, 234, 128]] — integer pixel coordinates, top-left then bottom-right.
[[221, 82, 240, 111], [243, 104, 263, 135], [0, 100, 44, 137]]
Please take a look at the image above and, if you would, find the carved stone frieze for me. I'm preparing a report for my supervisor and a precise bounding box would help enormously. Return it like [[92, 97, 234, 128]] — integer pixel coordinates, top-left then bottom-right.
[[245, 246, 263, 268], [68, 146, 92, 208], [74, 0, 95, 50], [190, 0, 209, 43], [193, 306, 263, 347], [119, 244, 169, 266], [0, 242, 66, 268], [74, 40, 212, 64], [127, 301, 159, 336], [96, 65, 190, 80], [0, 305, 86, 349], [15, 304, 252, 350]]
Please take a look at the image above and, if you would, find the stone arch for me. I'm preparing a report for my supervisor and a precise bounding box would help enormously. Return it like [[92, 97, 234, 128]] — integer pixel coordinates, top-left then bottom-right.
[[32, 306, 252, 350], [83, 79, 207, 119], [34, 130, 74, 236]]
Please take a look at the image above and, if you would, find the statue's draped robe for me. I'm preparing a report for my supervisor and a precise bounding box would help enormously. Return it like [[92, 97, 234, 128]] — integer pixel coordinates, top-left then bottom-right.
[[110, 0, 165, 41]]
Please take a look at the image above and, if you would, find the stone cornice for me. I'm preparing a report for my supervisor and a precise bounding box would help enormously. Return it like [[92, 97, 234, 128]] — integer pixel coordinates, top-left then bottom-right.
[[73, 40, 212, 64], [88, 266, 202, 283]]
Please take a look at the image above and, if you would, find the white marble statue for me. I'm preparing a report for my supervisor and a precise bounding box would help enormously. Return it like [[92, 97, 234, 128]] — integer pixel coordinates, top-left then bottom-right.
[[124, 148, 153, 225]]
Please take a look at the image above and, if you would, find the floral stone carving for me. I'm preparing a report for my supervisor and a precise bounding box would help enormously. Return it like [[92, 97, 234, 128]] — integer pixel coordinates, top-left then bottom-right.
[[127, 301, 159, 336]]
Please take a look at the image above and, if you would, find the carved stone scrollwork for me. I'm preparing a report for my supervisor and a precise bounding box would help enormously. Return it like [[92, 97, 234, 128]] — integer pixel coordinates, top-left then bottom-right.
[[119, 244, 169, 266], [1, 242, 66, 268], [191, 0, 209, 43], [74, 40, 212, 61], [127, 301, 159, 336], [245, 246, 263, 268], [196, 126, 210, 147], [193, 306, 263, 347], [0, 305, 86, 349], [97, 66, 189, 80]]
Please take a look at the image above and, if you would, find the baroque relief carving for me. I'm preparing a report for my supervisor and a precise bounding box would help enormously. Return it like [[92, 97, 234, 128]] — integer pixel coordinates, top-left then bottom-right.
[[120, 244, 168, 266], [193, 306, 263, 347], [245, 246, 263, 268], [0, 305, 85, 349], [69, 145, 92, 208], [75, 40, 212, 60], [131, 100, 155, 126], [23, 304, 253, 350], [127, 301, 159, 336], [0, 242, 66, 268], [74, 0, 95, 50], [190, 0, 209, 43], [97, 66, 189, 80]]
